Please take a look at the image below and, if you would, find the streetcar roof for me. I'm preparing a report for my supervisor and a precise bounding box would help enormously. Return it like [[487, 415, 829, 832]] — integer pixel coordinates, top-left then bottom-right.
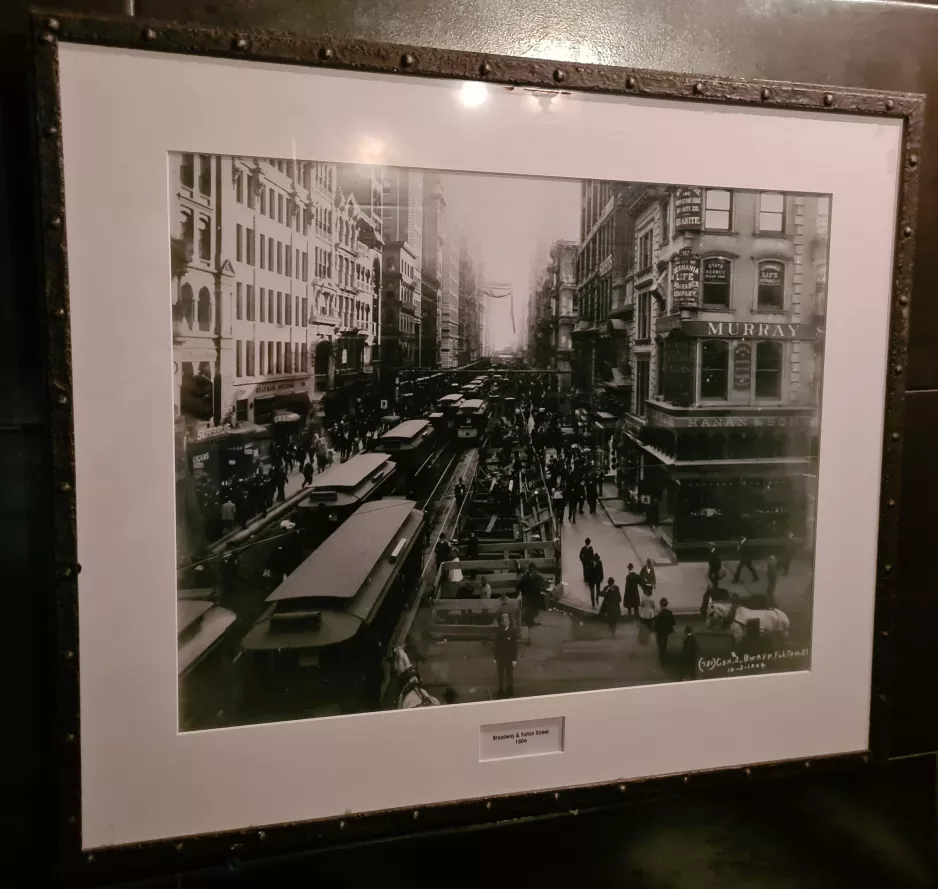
[[380, 419, 432, 441], [457, 398, 485, 411], [267, 499, 421, 605], [309, 452, 391, 491], [438, 393, 464, 403]]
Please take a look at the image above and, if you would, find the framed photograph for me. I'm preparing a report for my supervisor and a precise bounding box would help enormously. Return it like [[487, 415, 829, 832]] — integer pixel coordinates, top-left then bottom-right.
[[34, 12, 921, 878]]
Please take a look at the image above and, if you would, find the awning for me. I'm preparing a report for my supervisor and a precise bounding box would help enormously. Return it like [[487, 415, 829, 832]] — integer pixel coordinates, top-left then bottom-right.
[[607, 319, 629, 334], [273, 410, 302, 423]]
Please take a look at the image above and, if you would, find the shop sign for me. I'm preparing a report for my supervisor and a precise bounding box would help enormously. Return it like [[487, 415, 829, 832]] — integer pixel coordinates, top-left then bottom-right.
[[254, 379, 307, 395], [674, 188, 703, 231], [683, 320, 823, 340], [759, 261, 783, 285], [733, 342, 752, 390], [670, 247, 700, 309], [647, 407, 814, 429], [599, 255, 613, 276]]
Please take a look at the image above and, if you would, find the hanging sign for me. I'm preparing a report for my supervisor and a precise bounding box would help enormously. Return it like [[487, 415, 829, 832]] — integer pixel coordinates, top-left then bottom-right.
[[733, 342, 752, 390], [674, 187, 703, 231], [671, 247, 700, 309]]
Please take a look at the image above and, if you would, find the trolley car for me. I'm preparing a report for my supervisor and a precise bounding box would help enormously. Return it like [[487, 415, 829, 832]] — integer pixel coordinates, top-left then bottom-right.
[[240, 499, 426, 716], [455, 398, 491, 445], [296, 452, 396, 530], [370, 419, 438, 492]]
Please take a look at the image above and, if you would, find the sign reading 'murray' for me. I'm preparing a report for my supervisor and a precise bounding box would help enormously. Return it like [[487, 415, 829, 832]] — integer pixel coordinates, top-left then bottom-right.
[[684, 320, 823, 340]]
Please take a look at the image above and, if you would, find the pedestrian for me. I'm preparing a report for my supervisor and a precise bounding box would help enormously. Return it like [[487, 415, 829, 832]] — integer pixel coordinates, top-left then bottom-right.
[[479, 575, 492, 599], [220, 496, 236, 533], [579, 537, 594, 584], [779, 531, 795, 576], [639, 558, 656, 595], [518, 562, 543, 632], [732, 536, 759, 583], [637, 587, 657, 645], [301, 461, 314, 487], [680, 625, 698, 680], [653, 597, 676, 665], [566, 482, 579, 524], [587, 551, 605, 610], [599, 576, 622, 636], [766, 553, 779, 604], [466, 530, 480, 561], [454, 480, 467, 504], [435, 536, 453, 567], [623, 563, 643, 617], [272, 464, 286, 502], [316, 438, 328, 474], [707, 543, 722, 587], [493, 612, 519, 697], [585, 475, 598, 514], [553, 485, 565, 526]]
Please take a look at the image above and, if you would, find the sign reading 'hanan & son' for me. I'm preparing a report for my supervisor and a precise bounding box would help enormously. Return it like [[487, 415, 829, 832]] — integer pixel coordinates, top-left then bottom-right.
[[674, 187, 703, 231], [670, 246, 700, 309]]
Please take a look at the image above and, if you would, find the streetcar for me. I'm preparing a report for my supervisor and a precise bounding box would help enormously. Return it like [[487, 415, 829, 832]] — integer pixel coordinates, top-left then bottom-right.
[[296, 451, 397, 530], [240, 498, 427, 716], [455, 398, 491, 445], [434, 392, 465, 436], [369, 418, 438, 493]]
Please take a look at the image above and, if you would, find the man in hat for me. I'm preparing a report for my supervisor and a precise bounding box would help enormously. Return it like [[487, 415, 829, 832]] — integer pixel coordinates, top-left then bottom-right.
[[653, 597, 676, 666]]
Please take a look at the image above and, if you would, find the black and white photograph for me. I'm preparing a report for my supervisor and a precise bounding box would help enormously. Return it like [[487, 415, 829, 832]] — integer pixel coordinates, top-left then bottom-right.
[[172, 154, 828, 731]]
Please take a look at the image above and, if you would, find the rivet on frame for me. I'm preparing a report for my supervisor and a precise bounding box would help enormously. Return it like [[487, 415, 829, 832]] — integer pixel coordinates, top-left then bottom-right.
[[62, 566, 73, 578], [898, 294, 909, 307], [553, 792, 560, 800], [45, 17, 60, 31], [744, 768, 752, 778], [52, 307, 66, 318], [878, 693, 887, 702], [66, 733, 76, 743], [891, 432, 900, 442], [68, 815, 77, 824], [902, 225, 913, 238], [909, 154, 919, 167], [143, 28, 158, 41], [233, 37, 249, 51], [57, 393, 69, 406], [693, 82, 704, 95], [823, 93, 834, 106], [412, 810, 420, 820], [339, 820, 345, 829], [86, 853, 95, 863], [42, 126, 58, 137], [49, 216, 62, 230], [618, 784, 627, 793], [683, 776, 690, 785], [175, 843, 184, 853], [625, 75, 636, 89], [884, 563, 893, 574], [65, 650, 75, 660], [804, 761, 812, 769], [886, 498, 897, 508], [893, 365, 903, 376], [760, 88, 771, 102], [862, 753, 870, 764], [885, 98, 895, 111], [258, 830, 267, 840], [401, 53, 416, 68], [59, 481, 72, 493], [479, 61, 492, 76], [485, 800, 493, 810], [320, 47, 335, 61], [553, 69, 566, 83], [38, 32, 56, 45], [880, 629, 890, 637]]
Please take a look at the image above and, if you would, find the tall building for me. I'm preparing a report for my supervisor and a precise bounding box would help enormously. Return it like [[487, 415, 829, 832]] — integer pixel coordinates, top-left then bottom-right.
[[457, 237, 483, 365], [420, 173, 446, 369], [380, 170, 423, 370], [439, 219, 460, 368], [613, 185, 829, 554], [170, 154, 320, 438]]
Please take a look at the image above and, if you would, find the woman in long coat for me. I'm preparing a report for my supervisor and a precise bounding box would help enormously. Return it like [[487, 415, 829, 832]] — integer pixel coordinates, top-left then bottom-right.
[[599, 576, 622, 636]]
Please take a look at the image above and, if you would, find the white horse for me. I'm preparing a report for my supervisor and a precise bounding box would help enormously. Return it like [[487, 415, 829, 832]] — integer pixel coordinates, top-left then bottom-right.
[[388, 646, 441, 709], [707, 600, 791, 650]]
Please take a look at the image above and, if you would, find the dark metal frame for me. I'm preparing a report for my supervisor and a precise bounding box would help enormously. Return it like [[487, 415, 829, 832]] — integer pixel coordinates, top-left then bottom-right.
[[30, 10, 923, 885]]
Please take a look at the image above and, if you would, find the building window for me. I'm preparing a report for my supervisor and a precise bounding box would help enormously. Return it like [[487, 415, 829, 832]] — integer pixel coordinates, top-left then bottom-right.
[[180, 154, 194, 189], [294, 343, 300, 373], [268, 289, 274, 322], [302, 297, 308, 327], [296, 248, 301, 279], [303, 251, 308, 282], [702, 257, 731, 307], [247, 174, 255, 209], [277, 242, 283, 274], [285, 293, 292, 326], [246, 284, 255, 321], [197, 287, 211, 331], [181, 210, 194, 255], [235, 282, 243, 320], [700, 340, 729, 399], [276, 342, 282, 374], [757, 261, 785, 311], [276, 291, 283, 325], [758, 192, 785, 233], [235, 340, 242, 377], [637, 291, 652, 340], [259, 234, 266, 269], [285, 246, 292, 278], [278, 193, 284, 223], [302, 343, 308, 372], [198, 216, 211, 261], [198, 155, 211, 195], [817, 195, 830, 237], [268, 341, 274, 372], [704, 189, 732, 230], [638, 229, 653, 273], [755, 341, 783, 398], [235, 224, 243, 262], [285, 343, 292, 373], [235, 171, 244, 203], [662, 197, 671, 242], [246, 228, 255, 266], [635, 359, 650, 416], [259, 186, 266, 215], [295, 295, 300, 327], [246, 340, 255, 376], [259, 340, 266, 374], [179, 283, 194, 327], [268, 238, 274, 271]]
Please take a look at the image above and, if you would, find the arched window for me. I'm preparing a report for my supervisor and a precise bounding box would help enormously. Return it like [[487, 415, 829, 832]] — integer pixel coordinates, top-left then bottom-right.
[[755, 341, 783, 398], [197, 287, 211, 331], [702, 258, 731, 307], [700, 340, 729, 399], [179, 283, 194, 328], [757, 261, 785, 311]]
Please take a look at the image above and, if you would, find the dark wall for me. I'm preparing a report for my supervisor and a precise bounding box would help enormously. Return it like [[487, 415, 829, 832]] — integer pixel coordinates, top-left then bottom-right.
[[4, 0, 938, 885]]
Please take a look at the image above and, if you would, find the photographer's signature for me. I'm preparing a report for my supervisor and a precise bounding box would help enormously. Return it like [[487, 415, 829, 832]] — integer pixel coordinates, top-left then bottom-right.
[[699, 648, 810, 675]]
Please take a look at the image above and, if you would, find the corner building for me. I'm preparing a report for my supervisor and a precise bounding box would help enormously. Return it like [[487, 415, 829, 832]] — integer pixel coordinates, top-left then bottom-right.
[[617, 186, 829, 555]]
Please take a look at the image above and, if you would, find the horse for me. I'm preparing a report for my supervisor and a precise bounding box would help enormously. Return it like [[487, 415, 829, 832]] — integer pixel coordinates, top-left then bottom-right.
[[707, 600, 790, 650], [388, 646, 442, 709]]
